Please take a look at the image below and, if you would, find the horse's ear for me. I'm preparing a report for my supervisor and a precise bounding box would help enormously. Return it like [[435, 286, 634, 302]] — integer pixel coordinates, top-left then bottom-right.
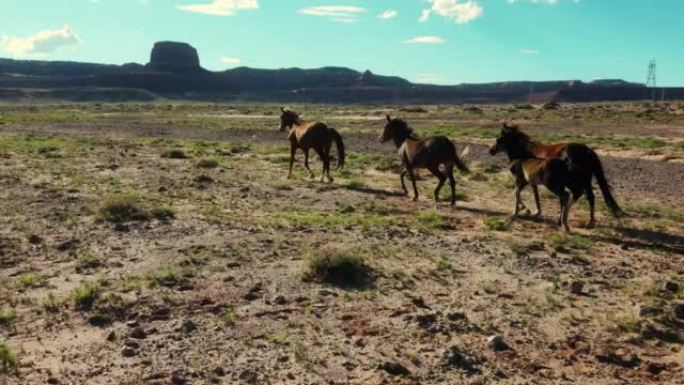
[[386, 114, 392, 123], [281, 107, 286, 113], [502, 122, 510, 132]]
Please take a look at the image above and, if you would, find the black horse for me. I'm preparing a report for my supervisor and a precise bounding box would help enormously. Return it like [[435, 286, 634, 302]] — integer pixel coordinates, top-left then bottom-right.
[[490, 124, 623, 229]]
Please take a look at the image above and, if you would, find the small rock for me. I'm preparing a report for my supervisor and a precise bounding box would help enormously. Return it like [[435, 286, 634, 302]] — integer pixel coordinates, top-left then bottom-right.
[[416, 313, 438, 331], [647, 362, 667, 375], [378, 361, 410, 376], [88, 314, 111, 327], [106, 330, 116, 342], [121, 346, 137, 357], [123, 339, 140, 349], [664, 281, 679, 293], [570, 280, 585, 295], [47, 378, 59, 385], [411, 297, 430, 309], [239, 370, 258, 384], [28, 234, 43, 244], [212, 366, 226, 377], [447, 311, 467, 321], [126, 319, 139, 328], [674, 302, 684, 319], [273, 295, 287, 305], [130, 327, 147, 339], [171, 373, 187, 385], [487, 335, 511, 351], [181, 319, 197, 333], [639, 305, 662, 317]]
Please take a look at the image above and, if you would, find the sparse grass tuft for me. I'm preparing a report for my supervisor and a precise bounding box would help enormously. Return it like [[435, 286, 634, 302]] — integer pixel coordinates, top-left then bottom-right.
[[197, 158, 219, 168], [547, 233, 593, 251], [100, 196, 148, 223], [17, 274, 40, 288], [0, 311, 16, 326], [161, 149, 188, 159], [416, 210, 448, 231], [303, 244, 373, 288], [483, 215, 508, 231], [146, 267, 186, 288], [221, 306, 237, 326], [151, 206, 176, 221], [70, 281, 99, 310], [0, 342, 18, 375]]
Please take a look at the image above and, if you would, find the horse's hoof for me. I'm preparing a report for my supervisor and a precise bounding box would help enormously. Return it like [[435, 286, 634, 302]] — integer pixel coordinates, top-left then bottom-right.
[[412, 197, 419, 202], [585, 221, 596, 229]]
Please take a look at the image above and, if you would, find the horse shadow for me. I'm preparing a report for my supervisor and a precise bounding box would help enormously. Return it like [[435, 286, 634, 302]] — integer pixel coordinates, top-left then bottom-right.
[[595, 225, 684, 255]]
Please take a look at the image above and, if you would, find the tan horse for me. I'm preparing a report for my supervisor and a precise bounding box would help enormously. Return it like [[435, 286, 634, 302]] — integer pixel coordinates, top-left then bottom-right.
[[279, 108, 345, 183]]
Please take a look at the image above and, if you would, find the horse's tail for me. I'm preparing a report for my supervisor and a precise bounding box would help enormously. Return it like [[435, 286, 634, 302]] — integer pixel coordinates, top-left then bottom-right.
[[586, 149, 624, 218], [329, 127, 345, 169], [453, 145, 470, 174]]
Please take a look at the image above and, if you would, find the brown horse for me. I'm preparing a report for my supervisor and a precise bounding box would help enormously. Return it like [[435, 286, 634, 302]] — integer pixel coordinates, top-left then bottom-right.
[[380, 115, 469, 206], [490, 123, 623, 228], [279, 108, 345, 183]]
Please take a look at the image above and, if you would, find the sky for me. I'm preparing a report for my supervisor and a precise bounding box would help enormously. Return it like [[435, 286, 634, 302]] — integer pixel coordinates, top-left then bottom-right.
[[1, 0, 682, 86]]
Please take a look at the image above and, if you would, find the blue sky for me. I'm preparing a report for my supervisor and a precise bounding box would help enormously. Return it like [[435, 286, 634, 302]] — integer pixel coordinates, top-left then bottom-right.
[[1, 0, 682, 85]]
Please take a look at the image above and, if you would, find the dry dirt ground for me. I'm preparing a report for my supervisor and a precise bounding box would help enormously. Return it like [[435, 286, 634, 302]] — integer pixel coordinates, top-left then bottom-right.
[[0, 103, 683, 385]]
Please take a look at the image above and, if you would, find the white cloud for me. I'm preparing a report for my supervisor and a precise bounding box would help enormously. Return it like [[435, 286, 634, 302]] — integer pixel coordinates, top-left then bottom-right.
[[403, 36, 446, 44], [177, 0, 258, 16], [0, 25, 81, 57], [420, 0, 483, 24], [221, 56, 241, 64], [300, 6, 365, 23], [378, 9, 398, 19], [521, 48, 540, 54]]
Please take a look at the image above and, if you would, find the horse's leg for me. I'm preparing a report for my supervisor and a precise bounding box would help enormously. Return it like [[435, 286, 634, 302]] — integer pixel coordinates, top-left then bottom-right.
[[304, 149, 314, 179], [427, 165, 446, 208], [400, 169, 408, 195], [446, 164, 457, 207], [287, 143, 297, 179], [559, 191, 571, 233], [324, 146, 334, 183], [314, 148, 327, 183], [407, 166, 419, 201], [512, 179, 526, 217], [585, 185, 596, 228], [531, 184, 542, 219]]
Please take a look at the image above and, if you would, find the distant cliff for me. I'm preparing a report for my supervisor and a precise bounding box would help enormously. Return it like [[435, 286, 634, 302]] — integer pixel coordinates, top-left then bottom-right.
[[0, 41, 679, 103]]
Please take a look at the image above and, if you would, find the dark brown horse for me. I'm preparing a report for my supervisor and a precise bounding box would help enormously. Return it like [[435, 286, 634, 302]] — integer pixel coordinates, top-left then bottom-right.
[[279, 108, 345, 183], [380, 115, 469, 206], [490, 124, 623, 228]]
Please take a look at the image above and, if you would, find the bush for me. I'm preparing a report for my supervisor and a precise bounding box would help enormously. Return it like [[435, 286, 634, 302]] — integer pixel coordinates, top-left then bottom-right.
[[303, 245, 373, 288], [161, 149, 188, 159], [197, 159, 219, 169], [100, 197, 148, 224]]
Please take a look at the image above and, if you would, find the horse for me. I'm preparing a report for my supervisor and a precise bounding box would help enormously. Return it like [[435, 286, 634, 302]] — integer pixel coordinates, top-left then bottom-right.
[[490, 123, 623, 229], [279, 108, 345, 183], [379, 115, 469, 206]]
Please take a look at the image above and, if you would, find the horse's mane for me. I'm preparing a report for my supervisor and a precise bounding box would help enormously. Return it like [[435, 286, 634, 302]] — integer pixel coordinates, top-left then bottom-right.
[[504, 124, 532, 144], [392, 118, 420, 140]]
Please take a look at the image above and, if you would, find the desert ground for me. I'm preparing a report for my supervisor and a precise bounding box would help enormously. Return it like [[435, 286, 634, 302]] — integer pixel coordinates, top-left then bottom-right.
[[0, 102, 682, 385]]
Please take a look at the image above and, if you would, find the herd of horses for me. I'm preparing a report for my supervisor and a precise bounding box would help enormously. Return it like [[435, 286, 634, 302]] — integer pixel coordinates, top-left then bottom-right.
[[279, 108, 623, 232]]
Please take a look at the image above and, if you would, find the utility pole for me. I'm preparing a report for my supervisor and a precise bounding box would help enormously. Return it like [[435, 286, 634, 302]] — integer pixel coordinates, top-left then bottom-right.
[[646, 59, 657, 101]]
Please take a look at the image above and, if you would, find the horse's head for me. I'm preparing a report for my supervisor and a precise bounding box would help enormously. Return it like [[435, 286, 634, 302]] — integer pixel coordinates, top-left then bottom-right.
[[280, 108, 299, 131], [380, 114, 413, 146], [489, 123, 531, 158]]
